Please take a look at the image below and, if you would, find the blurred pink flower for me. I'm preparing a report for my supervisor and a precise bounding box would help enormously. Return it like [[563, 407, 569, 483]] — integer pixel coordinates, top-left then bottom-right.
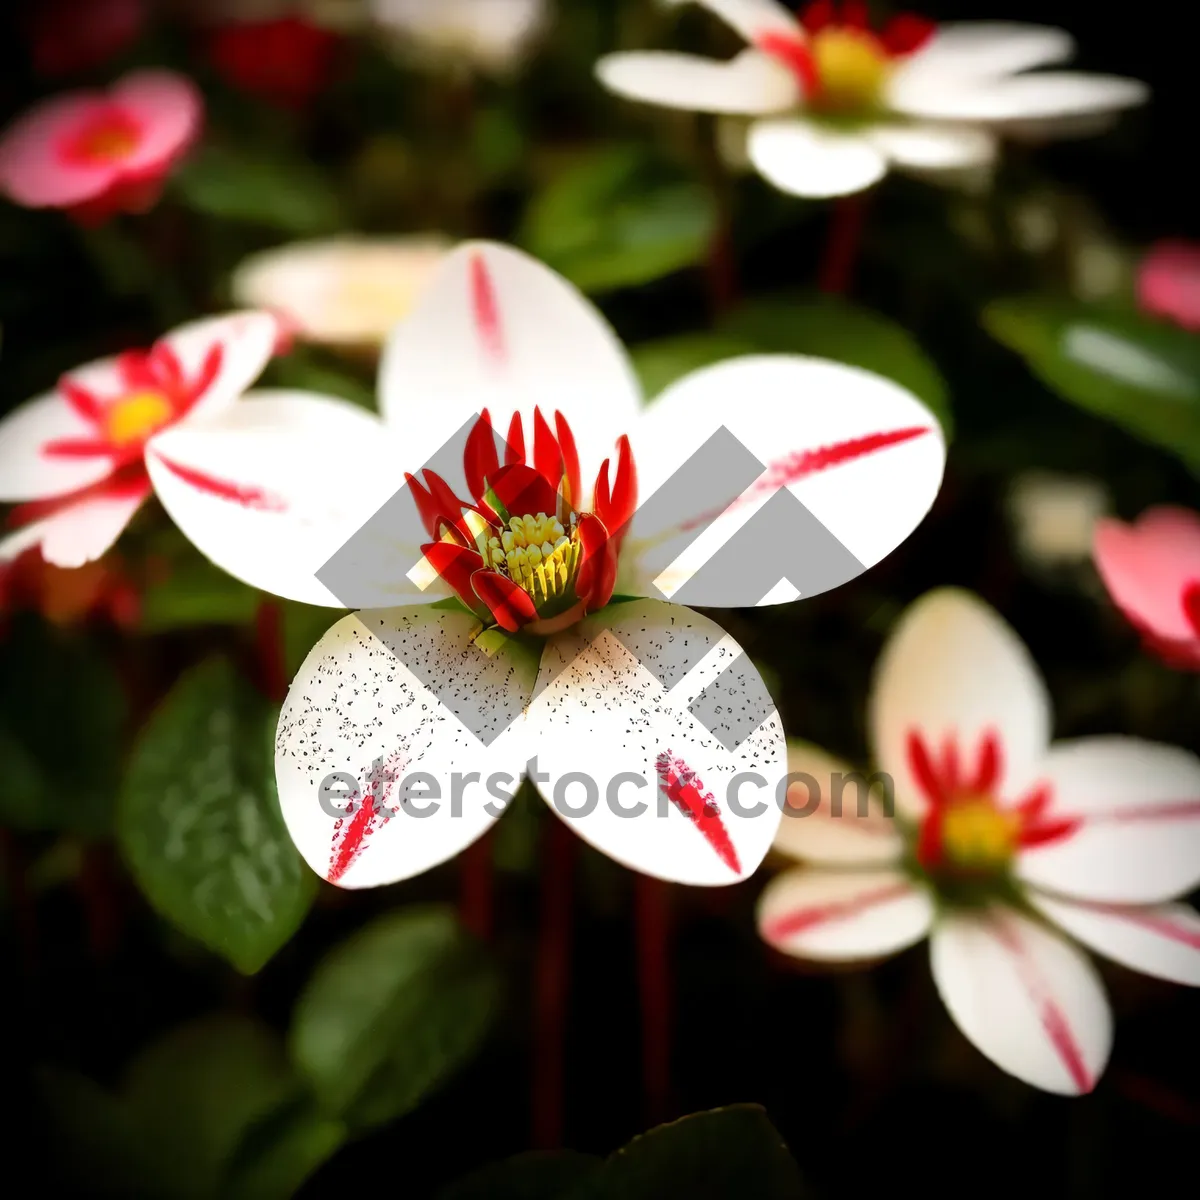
[[1094, 506, 1200, 669], [0, 70, 202, 225], [1137, 241, 1200, 332], [27, 0, 146, 78]]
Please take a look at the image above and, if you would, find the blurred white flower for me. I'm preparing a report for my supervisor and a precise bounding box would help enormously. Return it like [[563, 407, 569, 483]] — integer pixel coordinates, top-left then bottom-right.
[[1008, 471, 1110, 569], [599, 1, 1147, 199], [759, 589, 1200, 1094], [231, 236, 453, 348], [369, 0, 548, 74]]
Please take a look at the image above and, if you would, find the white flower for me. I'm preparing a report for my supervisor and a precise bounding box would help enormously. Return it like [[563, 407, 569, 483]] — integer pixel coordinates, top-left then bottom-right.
[[159, 240, 945, 889], [369, 0, 548, 74], [231, 236, 454, 349], [0, 312, 390, 570], [598, 1, 1147, 199], [758, 589, 1200, 1094], [1007, 471, 1110, 569]]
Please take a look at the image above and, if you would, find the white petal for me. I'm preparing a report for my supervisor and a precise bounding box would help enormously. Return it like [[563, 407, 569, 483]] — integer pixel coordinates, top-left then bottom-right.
[[757, 866, 932, 960], [146, 391, 418, 608], [771, 741, 903, 865], [1017, 738, 1200, 905], [747, 119, 888, 199], [864, 122, 997, 172], [378, 241, 642, 503], [0, 390, 116, 502], [891, 72, 1148, 124], [1030, 895, 1200, 987], [930, 907, 1111, 1094], [869, 589, 1052, 818], [891, 23, 1075, 89], [0, 481, 149, 568], [667, 0, 802, 43], [275, 606, 537, 888], [525, 598, 786, 886], [622, 356, 944, 609], [595, 50, 799, 115], [161, 311, 281, 423]]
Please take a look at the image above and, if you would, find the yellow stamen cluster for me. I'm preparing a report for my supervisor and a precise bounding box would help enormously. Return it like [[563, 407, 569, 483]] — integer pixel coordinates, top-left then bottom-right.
[[105, 390, 174, 446], [486, 512, 580, 606], [812, 29, 891, 112], [940, 798, 1021, 872]]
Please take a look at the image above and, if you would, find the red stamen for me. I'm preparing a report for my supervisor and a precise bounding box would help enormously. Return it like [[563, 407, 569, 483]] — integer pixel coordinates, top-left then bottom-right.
[[800, 0, 835, 35], [465, 410, 500, 507], [940, 735, 961, 795], [881, 13, 936, 56], [756, 32, 818, 93], [116, 350, 159, 392], [505, 411, 525, 466], [532, 407, 563, 492], [842, 0, 869, 29], [1018, 817, 1080, 849], [422, 469, 472, 540], [59, 378, 103, 424], [41, 438, 116, 459], [405, 471, 443, 540], [574, 512, 617, 612], [487, 463, 560, 522], [553, 412, 582, 513], [472, 569, 538, 633], [655, 753, 741, 875], [1015, 782, 1053, 823], [906, 730, 947, 808], [422, 541, 486, 609], [970, 732, 1003, 794]]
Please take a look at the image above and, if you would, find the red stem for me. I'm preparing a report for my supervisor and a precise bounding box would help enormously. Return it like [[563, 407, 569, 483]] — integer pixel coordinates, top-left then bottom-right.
[[77, 842, 121, 961], [819, 194, 868, 296], [459, 831, 495, 942], [635, 873, 672, 1128], [254, 598, 288, 704], [532, 817, 574, 1149]]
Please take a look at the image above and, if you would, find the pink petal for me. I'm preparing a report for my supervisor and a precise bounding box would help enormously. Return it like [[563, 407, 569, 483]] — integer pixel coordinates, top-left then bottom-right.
[[108, 70, 202, 175], [1094, 506, 1200, 644], [1137, 241, 1200, 332]]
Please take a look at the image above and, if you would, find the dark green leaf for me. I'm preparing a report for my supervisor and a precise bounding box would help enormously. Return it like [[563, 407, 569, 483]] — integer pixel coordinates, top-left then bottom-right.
[[118, 659, 315, 973], [520, 144, 716, 293], [290, 904, 500, 1131], [985, 296, 1200, 473], [266, 350, 378, 412], [139, 554, 261, 632], [564, 1106, 810, 1200], [174, 144, 343, 234], [123, 1016, 303, 1200], [631, 333, 758, 402], [439, 1151, 603, 1200], [224, 1100, 347, 1200], [0, 617, 124, 834], [720, 295, 952, 437]]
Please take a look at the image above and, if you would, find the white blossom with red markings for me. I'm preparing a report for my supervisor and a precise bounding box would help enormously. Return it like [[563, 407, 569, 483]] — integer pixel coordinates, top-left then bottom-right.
[[758, 589, 1200, 1094], [266, 240, 945, 891], [0, 311, 394, 575], [597, 1, 1147, 198]]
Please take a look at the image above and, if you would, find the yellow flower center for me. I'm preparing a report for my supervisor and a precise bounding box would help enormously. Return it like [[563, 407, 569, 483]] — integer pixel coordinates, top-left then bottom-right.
[[812, 28, 891, 112], [105, 390, 174, 447], [479, 511, 582, 608], [939, 797, 1022, 872]]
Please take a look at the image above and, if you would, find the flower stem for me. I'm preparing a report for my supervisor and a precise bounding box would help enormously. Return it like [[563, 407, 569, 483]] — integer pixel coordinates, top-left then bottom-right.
[[818, 194, 869, 296], [635, 873, 672, 1127], [77, 842, 121, 961], [459, 831, 495, 942], [254, 598, 288, 704], [699, 115, 739, 317], [532, 816, 574, 1148]]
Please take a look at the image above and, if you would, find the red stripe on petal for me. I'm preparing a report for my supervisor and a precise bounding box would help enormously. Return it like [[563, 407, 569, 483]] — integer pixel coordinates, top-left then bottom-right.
[[472, 569, 538, 632], [970, 732, 1003, 794], [470, 252, 505, 364], [42, 438, 117, 459], [1114, 907, 1200, 950], [6, 464, 150, 528], [764, 427, 933, 489], [655, 752, 741, 875], [761, 881, 913, 943], [152, 454, 288, 511], [59, 378, 104, 424], [757, 32, 818, 93], [994, 917, 1094, 1093], [328, 750, 405, 885]]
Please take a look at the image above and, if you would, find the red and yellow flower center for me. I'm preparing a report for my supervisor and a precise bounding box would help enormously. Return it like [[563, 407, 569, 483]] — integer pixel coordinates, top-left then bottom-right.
[[104, 389, 174, 447], [760, 1, 935, 115], [409, 407, 636, 637], [907, 730, 1078, 880], [62, 107, 143, 165]]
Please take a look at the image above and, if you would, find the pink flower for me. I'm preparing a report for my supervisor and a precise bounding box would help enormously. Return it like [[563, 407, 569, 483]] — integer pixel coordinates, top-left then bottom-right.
[[1137, 241, 1200, 332], [0, 70, 202, 225], [1093, 506, 1200, 669]]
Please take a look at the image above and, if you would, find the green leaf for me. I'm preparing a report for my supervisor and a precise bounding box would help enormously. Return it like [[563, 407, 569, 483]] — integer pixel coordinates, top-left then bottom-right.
[[984, 296, 1200, 473], [0, 617, 125, 835], [439, 1152, 603, 1200], [290, 905, 500, 1131], [631, 333, 758, 402], [282, 600, 341, 677], [564, 1106, 811, 1200], [122, 1016, 304, 1200], [266, 350, 378, 411], [139, 554, 261, 632], [719, 295, 953, 437], [520, 144, 716, 294], [117, 659, 315, 973], [225, 1101, 347, 1200], [174, 144, 343, 234]]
